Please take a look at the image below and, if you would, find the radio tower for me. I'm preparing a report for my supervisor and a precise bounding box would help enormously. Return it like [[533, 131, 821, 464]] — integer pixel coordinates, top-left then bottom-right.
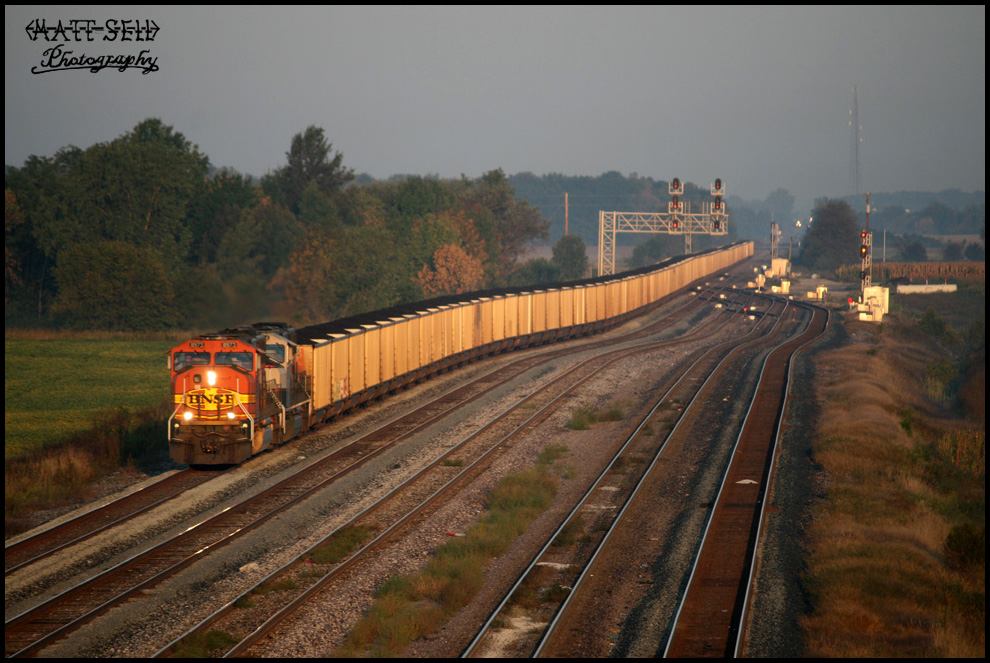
[[849, 86, 861, 196]]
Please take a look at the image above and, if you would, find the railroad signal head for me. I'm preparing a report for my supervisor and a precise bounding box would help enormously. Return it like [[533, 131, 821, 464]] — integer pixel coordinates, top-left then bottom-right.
[[860, 245, 869, 257], [714, 178, 722, 192], [671, 177, 682, 195]]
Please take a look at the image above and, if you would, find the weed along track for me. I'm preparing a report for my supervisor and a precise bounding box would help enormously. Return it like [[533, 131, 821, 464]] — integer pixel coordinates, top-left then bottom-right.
[[3, 280, 753, 658]]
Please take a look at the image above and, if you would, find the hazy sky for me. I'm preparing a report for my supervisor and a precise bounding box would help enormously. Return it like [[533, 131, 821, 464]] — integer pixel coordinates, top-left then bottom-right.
[[5, 6, 986, 215]]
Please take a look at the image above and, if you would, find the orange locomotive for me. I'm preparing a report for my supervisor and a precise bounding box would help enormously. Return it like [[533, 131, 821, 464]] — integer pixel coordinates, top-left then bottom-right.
[[168, 323, 310, 465]]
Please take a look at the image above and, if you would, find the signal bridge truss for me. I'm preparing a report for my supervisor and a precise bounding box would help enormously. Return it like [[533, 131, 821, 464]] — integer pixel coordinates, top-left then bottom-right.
[[597, 205, 728, 276]]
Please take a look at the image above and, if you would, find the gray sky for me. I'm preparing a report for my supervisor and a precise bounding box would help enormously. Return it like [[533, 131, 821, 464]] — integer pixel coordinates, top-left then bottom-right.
[[5, 6, 986, 215]]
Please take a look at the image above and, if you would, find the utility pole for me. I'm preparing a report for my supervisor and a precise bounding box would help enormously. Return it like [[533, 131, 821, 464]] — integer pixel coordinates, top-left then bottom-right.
[[850, 86, 862, 197], [565, 192, 569, 236]]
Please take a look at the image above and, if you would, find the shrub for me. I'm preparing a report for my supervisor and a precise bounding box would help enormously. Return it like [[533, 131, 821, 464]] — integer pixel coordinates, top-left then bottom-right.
[[311, 525, 374, 565], [944, 522, 985, 571]]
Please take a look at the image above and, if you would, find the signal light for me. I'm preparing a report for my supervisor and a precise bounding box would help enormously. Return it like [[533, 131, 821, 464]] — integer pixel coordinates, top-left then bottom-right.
[[859, 270, 867, 280], [715, 178, 722, 191], [671, 177, 682, 194], [673, 219, 679, 230], [672, 195, 679, 211], [860, 245, 868, 257]]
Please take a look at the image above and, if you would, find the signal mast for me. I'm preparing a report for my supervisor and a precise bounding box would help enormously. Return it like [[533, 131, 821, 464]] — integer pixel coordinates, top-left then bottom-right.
[[859, 192, 872, 290]]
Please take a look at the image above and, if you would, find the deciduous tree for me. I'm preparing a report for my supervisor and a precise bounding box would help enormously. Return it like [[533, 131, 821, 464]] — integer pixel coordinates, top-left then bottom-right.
[[217, 196, 303, 280], [457, 169, 549, 281], [5, 189, 24, 304], [797, 199, 861, 272], [265, 126, 354, 214], [53, 241, 177, 330], [506, 258, 560, 287], [185, 168, 257, 265], [269, 231, 338, 324], [552, 234, 589, 280], [416, 244, 485, 297]]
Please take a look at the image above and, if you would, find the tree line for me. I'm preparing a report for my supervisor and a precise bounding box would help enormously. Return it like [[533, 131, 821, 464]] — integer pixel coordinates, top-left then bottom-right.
[[5, 120, 596, 331], [796, 198, 986, 274]]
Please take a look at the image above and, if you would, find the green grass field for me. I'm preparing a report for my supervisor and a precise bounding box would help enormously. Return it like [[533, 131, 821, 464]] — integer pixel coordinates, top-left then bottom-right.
[[4, 335, 176, 460]]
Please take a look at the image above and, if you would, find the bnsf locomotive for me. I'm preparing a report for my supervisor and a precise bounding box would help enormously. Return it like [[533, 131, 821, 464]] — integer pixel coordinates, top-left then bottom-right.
[[168, 323, 310, 465], [169, 241, 753, 465]]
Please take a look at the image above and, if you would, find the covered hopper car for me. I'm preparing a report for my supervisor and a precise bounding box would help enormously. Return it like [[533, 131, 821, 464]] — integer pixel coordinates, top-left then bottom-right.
[[168, 241, 753, 465]]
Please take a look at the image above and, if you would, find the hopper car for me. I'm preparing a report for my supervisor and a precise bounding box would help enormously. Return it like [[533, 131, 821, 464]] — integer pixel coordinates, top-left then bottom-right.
[[168, 241, 754, 465]]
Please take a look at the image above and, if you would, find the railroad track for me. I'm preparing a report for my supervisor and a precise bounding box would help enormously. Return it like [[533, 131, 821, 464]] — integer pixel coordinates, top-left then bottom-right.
[[461, 297, 794, 657], [4, 285, 744, 657], [4, 469, 213, 577], [459, 299, 827, 658], [662, 301, 829, 658], [152, 294, 751, 657]]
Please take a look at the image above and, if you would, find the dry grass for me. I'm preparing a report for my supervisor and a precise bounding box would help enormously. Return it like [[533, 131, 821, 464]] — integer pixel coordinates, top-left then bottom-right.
[[566, 401, 625, 430], [4, 401, 172, 534], [801, 312, 985, 657]]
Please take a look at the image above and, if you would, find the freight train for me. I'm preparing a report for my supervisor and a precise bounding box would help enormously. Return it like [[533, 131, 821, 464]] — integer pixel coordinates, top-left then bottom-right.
[[168, 241, 754, 465]]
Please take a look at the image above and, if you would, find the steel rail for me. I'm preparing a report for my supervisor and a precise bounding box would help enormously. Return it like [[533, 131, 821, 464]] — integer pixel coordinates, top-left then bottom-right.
[[460, 297, 785, 658], [733, 301, 830, 657], [4, 469, 211, 577], [662, 301, 828, 658]]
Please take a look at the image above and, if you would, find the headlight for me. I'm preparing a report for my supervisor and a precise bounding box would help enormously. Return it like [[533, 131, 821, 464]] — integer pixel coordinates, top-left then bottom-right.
[[207, 371, 217, 386], [183, 411, 194, 421], [227, 412, 236, 419]]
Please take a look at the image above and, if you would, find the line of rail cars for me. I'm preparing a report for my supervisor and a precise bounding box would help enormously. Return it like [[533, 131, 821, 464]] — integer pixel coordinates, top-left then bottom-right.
[[168, 241, 753, 465]]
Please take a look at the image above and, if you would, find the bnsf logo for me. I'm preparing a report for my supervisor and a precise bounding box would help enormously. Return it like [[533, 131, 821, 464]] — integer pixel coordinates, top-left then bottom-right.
[[188, 391, 235, 406], [175, 389, 253, 407]]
